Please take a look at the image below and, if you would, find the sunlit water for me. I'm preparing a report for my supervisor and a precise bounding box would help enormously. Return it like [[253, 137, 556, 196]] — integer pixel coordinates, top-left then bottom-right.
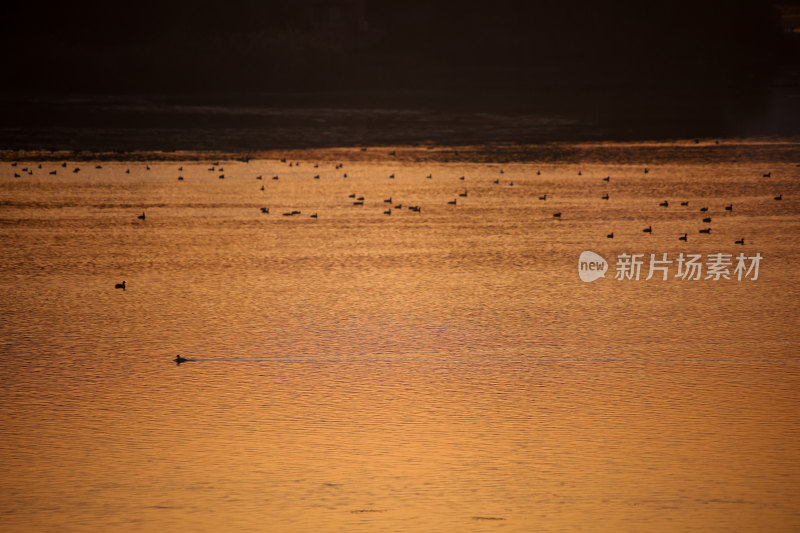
[[1, 140, 799, 532]]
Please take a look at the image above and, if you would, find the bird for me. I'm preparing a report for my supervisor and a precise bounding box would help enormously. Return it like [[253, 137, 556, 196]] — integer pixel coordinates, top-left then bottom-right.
[[314, 175, 320, 180], [601, 193, 609, 200], [644, 168, 649, 174], [356, 196, 364, 201], [680, 201, 689, 206], [607, 232, 614, 239], [536, 170, 541, 175], [125, 169, 130, 174], [137, 212, 146, 220], [178, 176, 184, 181], [174, 354, 188, 365], [679, 233, 687, 241], [702, 217, 711, 223], [394, 204, 403, 209], [643, 225, 652, 233], [115, 281, 126, 290], [603, 176, 610, 182], [699, 228, 711, 234], [735, 238, 745, 245], [700, 207, 708, 212], [493, 179, 499, 184], [539, 194, 547, 201], [272, 176, 279, 180], [260, 185, 264, 191], [219, 174, 225, 179], [348, 193, 356, 198], [725, 204, 733, 212], [73, 167, 80, 173], [577, 170, 582, 176], [426, 174, 432, 179], [353, 201, 364, 206], [459, 191, 468, 197], [310, 213, 318, 219], [49, 170, 56, 175], [763, 172, 771, 178], [459, 176, 465, 180], [553, 212, 561, 218], [389, 173, 395, 179], [383, 197, 392, 203], [774, 194, 782, 201], [383, 209, 391, 215], [256, 175, 262, 180], [260, 207, 269, 214], [659, 200, 669, 207], [447, 199, 457, 205]]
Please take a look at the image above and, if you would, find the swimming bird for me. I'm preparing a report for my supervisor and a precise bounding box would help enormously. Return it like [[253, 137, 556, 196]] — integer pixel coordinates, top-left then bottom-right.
[[447, 199, 457, 205], [725, 204, 733, 212], [735, 238, 745, 245], [73, 167, 80, 173], [539, 193, 547, 201], [61, 162, 67, 168], [702, 217, 711, 223], [178, 176, 184, 181], [389, 173, 395, 179], [459, 176, 465, 180], [459, 191, 468, 197], [260, 185, 264, 191], [774, 194, 782, 201], [383, 209, 391, 215], [700, 207, 708, 212], [343, 173, 347, 178], [353, 201, 364, 206], [679, 233, 687, 241], [644, 168, 649, 174], [314, 175, 320, 180], [394, 204, 403, 209], [356, 196, 364, 201], [699, 228, 711, 234], [260, 207, 269, 214], [349, 193, 356, 198], [49, 170, 57, 175], [577, 170, 582, 176], [601, 193, 609, 200], [384, 197, 392, 203], [96, 165, 102, 169], [426, 174, 432, 179], [659, 200, 669, 207], [126, 169, 130, 174], [536, 170, 541, 175], [680, 201, 689, 206], [115, 281, 126, 290], [256, 175, 262, 180], [643, 225, 652, 233], [137, 212, 146, 220], [219, 174, 225, 179], [553, 212, 561, 218], [603, 176, 610, 182], [310, 213, 318, 219], [607, 232, 614, 239], [493, 179, 499, 184], [174, 354, 188, 365], [763, 172, 771, 178], [272, 176, 279, 180]]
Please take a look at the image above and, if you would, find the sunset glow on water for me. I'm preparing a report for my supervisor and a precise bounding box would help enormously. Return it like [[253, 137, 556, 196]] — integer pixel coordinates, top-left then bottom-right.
[[1, 140, 799, 531]]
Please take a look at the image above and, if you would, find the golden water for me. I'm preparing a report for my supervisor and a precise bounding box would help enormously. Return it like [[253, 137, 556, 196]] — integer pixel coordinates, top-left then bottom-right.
[[1, 140, 799, 531]]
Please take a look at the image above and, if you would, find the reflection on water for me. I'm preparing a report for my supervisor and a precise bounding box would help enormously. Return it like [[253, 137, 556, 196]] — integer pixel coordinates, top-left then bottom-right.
[[1, 140, 799, 532]]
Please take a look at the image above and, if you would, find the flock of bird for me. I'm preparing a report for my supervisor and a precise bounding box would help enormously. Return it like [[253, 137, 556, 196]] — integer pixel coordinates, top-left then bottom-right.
[[5, 155, 787, 291]]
